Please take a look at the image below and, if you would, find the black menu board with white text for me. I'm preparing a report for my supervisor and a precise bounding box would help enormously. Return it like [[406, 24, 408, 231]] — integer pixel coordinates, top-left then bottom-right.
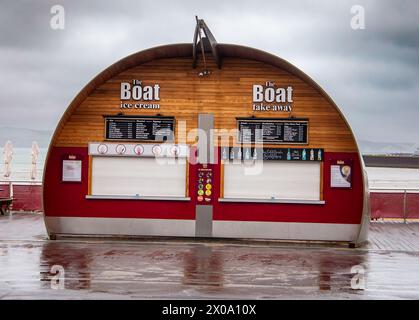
[[237, 118, 308, 144], [105, 116, 175, 142]]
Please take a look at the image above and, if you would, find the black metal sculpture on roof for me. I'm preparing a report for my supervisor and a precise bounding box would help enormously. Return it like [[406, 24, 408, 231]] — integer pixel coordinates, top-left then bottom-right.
[[192, 16, 221, 72]]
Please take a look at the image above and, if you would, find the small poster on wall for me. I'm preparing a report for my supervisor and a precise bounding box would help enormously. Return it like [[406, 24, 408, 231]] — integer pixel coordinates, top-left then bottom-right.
[[62, 160, 82, 182], [330, 164, 351, 188]]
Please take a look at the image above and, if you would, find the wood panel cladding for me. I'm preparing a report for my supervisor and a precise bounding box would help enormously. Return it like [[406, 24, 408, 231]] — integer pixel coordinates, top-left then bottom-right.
[[54, 56, 357, 152]]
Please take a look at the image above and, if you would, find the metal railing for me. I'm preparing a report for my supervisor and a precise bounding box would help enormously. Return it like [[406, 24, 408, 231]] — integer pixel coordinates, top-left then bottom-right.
[[0, 180, 42, 194], [0, 180, 43, 213], [370, 188, 419, 223]]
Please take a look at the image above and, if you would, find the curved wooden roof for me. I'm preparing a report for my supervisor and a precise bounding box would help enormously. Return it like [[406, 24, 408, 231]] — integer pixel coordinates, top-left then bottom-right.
[[49, 43, 360, 153]]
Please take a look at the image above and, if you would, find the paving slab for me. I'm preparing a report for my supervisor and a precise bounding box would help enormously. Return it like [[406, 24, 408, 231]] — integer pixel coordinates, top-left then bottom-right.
[[1, 213, 419, 299]]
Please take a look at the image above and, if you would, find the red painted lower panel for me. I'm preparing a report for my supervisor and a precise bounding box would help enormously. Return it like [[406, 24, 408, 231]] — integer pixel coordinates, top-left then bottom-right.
[[371, 192, 419, 219], [43, 147, 364, 224], [0, 185, 10, 198], [212, 152, 364, 224], [13, 185, 43, 211], [43, 147, 197, 220], [407, 194, 419, 219], [0, 184, 43, 212]]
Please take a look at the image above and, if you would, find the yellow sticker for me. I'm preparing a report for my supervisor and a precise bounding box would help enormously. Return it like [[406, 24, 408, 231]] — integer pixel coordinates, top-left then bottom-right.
[[205, 184, 212, 190], [205, 189, 212, 196]]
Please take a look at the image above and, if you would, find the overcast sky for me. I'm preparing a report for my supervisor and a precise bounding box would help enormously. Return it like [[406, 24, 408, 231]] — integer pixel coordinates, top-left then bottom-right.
[[0, 0, 418, 144]]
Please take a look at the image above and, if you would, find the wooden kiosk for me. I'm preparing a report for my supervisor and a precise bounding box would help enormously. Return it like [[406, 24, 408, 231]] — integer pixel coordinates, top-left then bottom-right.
[[43, 19, 369, 246]]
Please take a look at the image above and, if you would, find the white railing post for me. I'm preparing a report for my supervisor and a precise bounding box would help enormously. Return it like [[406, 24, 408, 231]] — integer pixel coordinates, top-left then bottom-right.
[[403, 189, 407, 224], [9, 181, 13, 198], [9, 181, 14, 212]]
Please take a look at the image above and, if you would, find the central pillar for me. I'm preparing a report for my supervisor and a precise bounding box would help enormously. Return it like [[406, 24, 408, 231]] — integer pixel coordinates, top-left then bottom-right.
[[195, 113, 215, 237]]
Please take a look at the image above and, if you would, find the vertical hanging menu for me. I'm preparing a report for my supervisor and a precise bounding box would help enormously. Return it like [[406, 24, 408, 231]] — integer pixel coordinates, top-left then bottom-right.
[[196, 164, 213, 205]]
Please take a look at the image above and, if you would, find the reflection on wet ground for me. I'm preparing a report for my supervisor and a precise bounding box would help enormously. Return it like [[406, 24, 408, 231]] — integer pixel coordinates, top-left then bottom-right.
[[1, 213, 419, 299]]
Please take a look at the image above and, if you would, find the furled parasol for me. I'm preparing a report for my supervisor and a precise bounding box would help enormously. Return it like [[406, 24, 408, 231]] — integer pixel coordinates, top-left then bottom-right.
[[30, 141, 40, 180], [3, 141, 13, 178]]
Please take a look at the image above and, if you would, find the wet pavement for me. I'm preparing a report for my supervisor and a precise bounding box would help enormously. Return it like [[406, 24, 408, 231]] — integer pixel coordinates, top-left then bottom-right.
[[1, 213, 419, 299]]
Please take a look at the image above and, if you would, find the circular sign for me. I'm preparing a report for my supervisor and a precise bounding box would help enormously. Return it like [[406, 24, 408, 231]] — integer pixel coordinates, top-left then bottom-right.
[[198, 189, 204, 196], [197, 196, 204, 202], [97, 144, 108, 155], [205, 184, 212, 190], [115, 144, 126, 155], [152, 145, 162, 156], [134, 144, 144, 155], [205, 189, 212, 196]]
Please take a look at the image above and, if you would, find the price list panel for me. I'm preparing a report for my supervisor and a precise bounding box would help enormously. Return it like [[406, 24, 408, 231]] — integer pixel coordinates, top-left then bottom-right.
[[237, 118, 308, 144], [221, 146, 323, 162], [196, 164, 213, 205], [105, 116, 175, 142]]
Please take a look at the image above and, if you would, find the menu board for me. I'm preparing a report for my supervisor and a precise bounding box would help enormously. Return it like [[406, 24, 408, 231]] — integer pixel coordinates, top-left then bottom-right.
[[221, 147, 323, 162], [105, 116, 174, 142], [62, 160, 82, 182], [330, 164, 352, 188], [196, 164, 214, 205], [237, 118, 308, 144]]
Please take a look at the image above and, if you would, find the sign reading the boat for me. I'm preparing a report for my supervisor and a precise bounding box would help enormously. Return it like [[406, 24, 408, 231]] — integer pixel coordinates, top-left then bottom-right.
[[120, 79, 160, 109], [252, 81, 293, 112]]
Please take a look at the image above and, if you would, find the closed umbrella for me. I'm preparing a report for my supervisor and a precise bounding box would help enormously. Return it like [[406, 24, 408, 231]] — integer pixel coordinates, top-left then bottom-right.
[[30, 141, 40, 180], [3, 141, 13, 178]]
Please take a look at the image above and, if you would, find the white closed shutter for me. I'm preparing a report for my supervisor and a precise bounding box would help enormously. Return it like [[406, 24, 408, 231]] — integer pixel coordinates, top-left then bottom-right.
[[91, 157, 186, 197], [223, 161, 321, 200]]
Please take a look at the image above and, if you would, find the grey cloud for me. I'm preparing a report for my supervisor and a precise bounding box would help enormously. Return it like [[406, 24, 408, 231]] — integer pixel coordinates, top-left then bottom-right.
[[0, 0, 418, 145]]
